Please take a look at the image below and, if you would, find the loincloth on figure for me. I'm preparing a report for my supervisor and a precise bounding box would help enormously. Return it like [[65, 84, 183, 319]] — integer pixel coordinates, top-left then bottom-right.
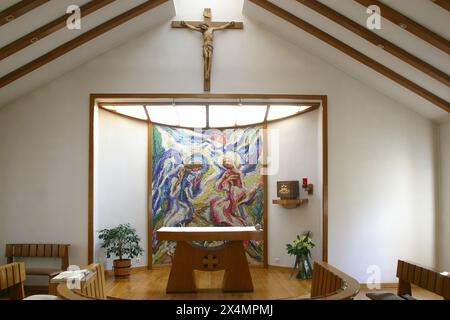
[[203, 44, 214, 55]]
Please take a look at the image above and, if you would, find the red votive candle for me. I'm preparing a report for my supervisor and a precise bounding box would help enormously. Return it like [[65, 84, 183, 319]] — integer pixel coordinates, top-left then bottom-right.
[[302, 178, 308, 186]]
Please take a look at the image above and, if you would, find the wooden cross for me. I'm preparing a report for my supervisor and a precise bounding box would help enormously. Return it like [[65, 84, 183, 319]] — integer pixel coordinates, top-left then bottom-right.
[[202, 254, 219, 270], [172, 8, 243, 92]]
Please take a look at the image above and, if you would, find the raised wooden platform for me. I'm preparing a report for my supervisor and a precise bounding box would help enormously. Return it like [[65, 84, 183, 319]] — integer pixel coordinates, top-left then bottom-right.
[[105, 266, 311, 300]]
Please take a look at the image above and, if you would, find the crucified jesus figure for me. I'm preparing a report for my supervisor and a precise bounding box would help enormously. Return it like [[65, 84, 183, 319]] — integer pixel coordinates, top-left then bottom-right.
[[180, 21, 235, 82]]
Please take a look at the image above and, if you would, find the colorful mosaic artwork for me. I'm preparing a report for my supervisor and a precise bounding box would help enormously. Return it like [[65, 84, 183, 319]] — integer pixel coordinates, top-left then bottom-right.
[[152, 125, 264, 264]]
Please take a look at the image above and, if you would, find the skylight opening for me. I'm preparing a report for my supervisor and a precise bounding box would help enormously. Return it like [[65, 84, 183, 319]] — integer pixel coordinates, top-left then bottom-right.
[[114, 106, 147, 120], [267, 105, 310, 121], [177, 105, 206, 128], [236, 105, 267, 126], [146, 105, 178, 126], [209, 105, 238, 128], [102, 102, 316, 128]]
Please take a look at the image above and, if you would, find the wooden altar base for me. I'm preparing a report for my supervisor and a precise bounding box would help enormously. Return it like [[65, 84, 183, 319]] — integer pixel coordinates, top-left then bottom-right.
[[156, 226, 264, 293], [167, 241, 253, 293]]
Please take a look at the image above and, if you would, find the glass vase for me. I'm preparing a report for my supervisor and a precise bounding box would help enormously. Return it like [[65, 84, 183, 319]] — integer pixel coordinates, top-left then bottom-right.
[[296, 254, 313, 280]]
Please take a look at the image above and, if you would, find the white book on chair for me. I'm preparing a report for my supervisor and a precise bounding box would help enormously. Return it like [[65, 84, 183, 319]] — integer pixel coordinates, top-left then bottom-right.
[[51, 269, 90, 282]]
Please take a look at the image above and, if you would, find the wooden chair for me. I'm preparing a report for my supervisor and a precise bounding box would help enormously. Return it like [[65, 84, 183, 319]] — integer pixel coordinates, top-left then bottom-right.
[[57, 263, 121, 300], [288, 261, 360, 300], [0, 262, 26, 299], [80, 263, 107, 299], [5, 244, 70, 280]]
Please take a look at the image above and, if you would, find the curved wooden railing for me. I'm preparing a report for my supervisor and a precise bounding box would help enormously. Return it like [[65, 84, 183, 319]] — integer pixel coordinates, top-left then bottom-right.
[[288, 261, 360, 300], [56, 283, 93, 300], [310, 261, 360, 300]]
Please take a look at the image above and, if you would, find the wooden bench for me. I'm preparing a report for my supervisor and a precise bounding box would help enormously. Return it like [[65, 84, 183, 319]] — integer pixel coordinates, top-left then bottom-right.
[[0, 262, 26, 299], [366, 260, 450, 300], [5, 244, 70, 280], [289, 261, 360, 300], [397, 260, 450, 299]]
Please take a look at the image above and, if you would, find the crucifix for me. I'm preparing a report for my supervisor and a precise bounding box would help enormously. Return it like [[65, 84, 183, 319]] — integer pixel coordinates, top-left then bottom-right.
[[172, 8, 243, 92]]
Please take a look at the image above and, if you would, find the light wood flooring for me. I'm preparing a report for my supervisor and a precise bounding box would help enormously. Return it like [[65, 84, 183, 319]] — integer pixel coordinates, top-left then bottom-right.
[[104, 266, 443, 300], [105, 266, 311, 300]]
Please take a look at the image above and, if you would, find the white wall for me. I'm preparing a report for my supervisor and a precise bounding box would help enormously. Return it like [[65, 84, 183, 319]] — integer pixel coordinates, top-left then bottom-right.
[[267, 110, 322, 267], [438, 123, 450, 272], [0, 0, 437, 282], [94, 109, 148, 270]]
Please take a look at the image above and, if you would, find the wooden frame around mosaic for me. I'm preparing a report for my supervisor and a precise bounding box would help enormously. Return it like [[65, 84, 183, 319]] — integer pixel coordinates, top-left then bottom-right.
[[88, 93, 328, 269]]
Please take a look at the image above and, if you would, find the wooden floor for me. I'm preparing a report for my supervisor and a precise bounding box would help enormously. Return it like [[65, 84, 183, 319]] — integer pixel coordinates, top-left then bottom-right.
[[1, 266, 440, 300], [105, 266, 311, 300], [104, 266, 444, 300]]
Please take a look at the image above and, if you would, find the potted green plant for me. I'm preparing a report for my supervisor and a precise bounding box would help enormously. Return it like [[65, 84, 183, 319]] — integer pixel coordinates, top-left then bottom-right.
[[286, 231, 315, 280], [98, 223, 144, 278]]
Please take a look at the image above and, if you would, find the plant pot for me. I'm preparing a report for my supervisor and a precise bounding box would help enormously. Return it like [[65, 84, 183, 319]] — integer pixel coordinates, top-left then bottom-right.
[[113, 259, 131, 278]]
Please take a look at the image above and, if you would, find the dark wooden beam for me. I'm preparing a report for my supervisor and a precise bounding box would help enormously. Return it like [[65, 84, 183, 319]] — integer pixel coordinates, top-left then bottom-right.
[[0, 0, 116, 60], [249, 0, 450, 113], [296, 0, 449, 87], [0, 0, 50, 27], [0, 0, 168, 88], [354, 0, 450, 54], [431, 0, 450, 13]]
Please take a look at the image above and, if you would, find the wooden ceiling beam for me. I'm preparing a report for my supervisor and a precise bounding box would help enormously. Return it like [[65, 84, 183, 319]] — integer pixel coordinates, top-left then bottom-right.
[[296, 0, 449, 87], [0, 0, 50, 27], [0, 0, 168, 88], [354, 0, 450, 54], [249, 0, 450, 113], [430, 0, 450, 13], [0, 0, 116, 60]]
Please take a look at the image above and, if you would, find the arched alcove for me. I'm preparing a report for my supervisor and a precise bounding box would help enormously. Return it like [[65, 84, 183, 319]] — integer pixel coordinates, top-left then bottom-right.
[[90, 94, 327, 270]]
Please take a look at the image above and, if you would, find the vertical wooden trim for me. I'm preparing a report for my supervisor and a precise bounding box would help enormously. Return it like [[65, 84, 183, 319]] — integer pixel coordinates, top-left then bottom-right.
[[88, 95, 95, 264], [322, 97, 328, 262], [262, 122, 269, 268], [147, 122, 153, 270]]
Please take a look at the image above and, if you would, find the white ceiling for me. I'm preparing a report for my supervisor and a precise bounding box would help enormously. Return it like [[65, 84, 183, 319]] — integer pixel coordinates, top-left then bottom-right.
[[0, 0, 176, 107], [0, 0, 448, 121], [244, 0, 449, 122]]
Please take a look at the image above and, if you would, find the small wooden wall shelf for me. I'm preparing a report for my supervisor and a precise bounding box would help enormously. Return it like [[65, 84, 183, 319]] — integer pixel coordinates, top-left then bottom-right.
[[272, 199, 308, 209]]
